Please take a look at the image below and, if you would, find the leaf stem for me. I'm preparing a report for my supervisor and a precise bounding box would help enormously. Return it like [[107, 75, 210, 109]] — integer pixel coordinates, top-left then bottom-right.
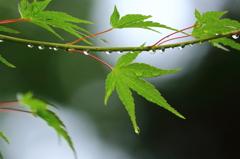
[[0, 30, 239, 52], [0, 101, 20, 107], [69, 49, 113, 70], [157, 35, 191, 45], [151, 24, 199, 47], [68, 28, 113, 45], [0, 19, 30, 24]]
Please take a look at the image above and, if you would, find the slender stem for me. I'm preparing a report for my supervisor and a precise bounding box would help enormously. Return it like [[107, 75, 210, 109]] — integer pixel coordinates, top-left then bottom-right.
[[0, 108, 32, 115], [151, 24, 199, 47], [68, 28, 113, 45], [157, 35, 191, 45], [0, 30, 239, 52], [0, 101, 20, 107], [70, 49, 113, 70], [0, 19, 30, 24]]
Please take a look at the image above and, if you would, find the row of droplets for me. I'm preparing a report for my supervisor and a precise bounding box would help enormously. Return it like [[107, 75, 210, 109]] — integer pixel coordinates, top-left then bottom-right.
[[27, 44, 59, 51]]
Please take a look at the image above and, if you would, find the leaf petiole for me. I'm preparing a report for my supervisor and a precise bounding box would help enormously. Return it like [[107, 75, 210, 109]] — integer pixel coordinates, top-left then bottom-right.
[[0, 19, 30, 24], [68, 49, 113, 70], [68, 28, 113, 45], [151, 24, 199, 47]]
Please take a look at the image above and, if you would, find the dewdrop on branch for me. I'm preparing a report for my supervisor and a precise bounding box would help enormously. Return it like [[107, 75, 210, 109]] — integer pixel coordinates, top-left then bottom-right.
[[27, 44, 34, 48], [232, 34, 239, 39], [38, 45, 45, 50]]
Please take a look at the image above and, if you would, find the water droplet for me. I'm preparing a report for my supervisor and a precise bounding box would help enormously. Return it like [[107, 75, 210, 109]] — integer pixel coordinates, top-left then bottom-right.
[[215, 33, 219, 35], [178, 45, 185, 51], [169, 47, 174, 50], [159, 47, 165, 53], [0, 39, 4, 43], [135, 127, 140, 134], [117, 51, 123, 54], [49, 47, 52, 50], [38, 45, 45, 50], [130, 51, 134, 53], [232, 34, 239, 39], [149, 50, 156, 54], [198, 41, 204, 45], [27, 44, 34, 48], [105, 51, 111, 55], [83, 50, 90, 55], [189, 44, 194, 47], [53, 47, 59, 51]]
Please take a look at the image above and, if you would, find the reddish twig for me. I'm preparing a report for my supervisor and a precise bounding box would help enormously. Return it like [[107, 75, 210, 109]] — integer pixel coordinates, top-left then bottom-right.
[[157, 35, 191, 45], [67, 28, 113, 45], [151, 24, 199, 47], [0, 19, 30, 24], [68, 49, 113, 70]]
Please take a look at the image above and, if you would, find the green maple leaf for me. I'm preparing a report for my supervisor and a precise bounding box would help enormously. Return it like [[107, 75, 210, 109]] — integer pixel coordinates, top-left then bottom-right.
[[18, 92, 76, 158], [192, 9, 240, 51], [110, 5, 188, 34], [0, 131, 10, 144], [0, 26, 20, 34], [104, 44, 185, 134], [18, 0, 93, 44], [0, 55, 16, 68]]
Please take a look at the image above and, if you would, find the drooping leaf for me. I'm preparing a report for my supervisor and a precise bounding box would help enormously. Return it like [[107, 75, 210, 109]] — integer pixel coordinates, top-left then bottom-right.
[[0, 55, 16, 68], [110, 5, 188, 35], [192, 10, 240, 51], [0, 26, 20, 34], [18, 0, 93, 44], [105, 45, 184, 133], [18, 92, 76, 158], [0, 131, 10, 144]]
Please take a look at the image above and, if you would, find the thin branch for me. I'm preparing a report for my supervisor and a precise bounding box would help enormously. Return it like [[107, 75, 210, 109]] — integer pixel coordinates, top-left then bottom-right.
[[0, 101, 20, 107], [68, 28, 113, 45], [151, 24, 199, 47], [69, 49, 113, 69], [0, 30, 239, 52], [0, 19, 30, 24]]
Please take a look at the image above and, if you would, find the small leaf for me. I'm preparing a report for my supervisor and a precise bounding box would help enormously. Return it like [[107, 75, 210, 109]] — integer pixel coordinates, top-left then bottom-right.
[[120, 63, 181, 78], [0, 55, 16, 68], [18, 92, 76, 158], [0, 26, 20, 34], [210, 37, 240, 51], [0, 131, 10, 144], [110, 5, 120, 27], [115, 73, 139, 134], [104, 72, 116, 105], [110, 5, 187, 35], [194, 9, 201, 20], [119, 73, 185, 119]]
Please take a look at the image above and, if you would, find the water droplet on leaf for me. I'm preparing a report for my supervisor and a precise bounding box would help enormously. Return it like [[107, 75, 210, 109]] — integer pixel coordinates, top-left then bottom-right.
[[0, 40, 4, 42], [27, 44, 34, 48], [49, 47, 52, 49], [117, 51, 123, 54], [38, 45, 45, 50], [232, 34, 239, 39], [130, 51, 134, 53], [149, 50, 156, 54], [135, 127, 140, 134]]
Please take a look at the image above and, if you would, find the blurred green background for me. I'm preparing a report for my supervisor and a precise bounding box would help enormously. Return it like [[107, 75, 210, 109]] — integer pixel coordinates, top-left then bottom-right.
[[0, 0, 240, 159]]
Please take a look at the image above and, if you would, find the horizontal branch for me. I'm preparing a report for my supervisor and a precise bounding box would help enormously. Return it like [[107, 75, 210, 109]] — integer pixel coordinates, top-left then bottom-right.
[[0, 31, 238, 52]]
